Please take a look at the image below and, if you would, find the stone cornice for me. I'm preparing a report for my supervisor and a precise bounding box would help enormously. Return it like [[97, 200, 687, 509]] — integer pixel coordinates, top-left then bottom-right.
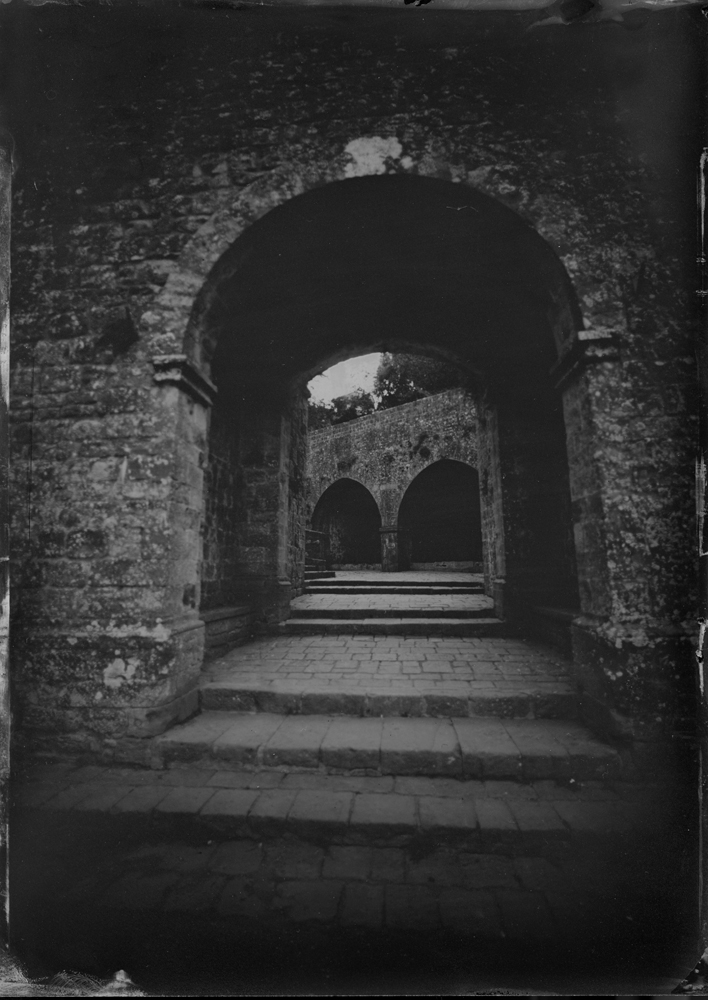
[[152, 354, 218, 408], [551, 329, 620, 391]]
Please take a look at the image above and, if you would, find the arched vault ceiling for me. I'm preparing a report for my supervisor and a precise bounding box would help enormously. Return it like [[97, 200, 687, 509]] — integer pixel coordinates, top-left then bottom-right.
[[198, 175, 582, 395]]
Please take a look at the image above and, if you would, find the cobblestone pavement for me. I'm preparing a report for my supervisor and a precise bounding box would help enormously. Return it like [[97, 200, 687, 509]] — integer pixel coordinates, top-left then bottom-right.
[[291, 593, 494, 612], [154, 711, 619, 779], [204, 636, 571, 697], [11, 763, 697, 991], [16, 761, 640, 836], [325, 571, 482, 583], [12, 762, 690, 936]]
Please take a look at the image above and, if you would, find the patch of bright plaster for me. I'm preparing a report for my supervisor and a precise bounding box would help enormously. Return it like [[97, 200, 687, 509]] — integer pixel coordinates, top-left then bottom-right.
[[103, 657, 138, 689], [344, 137, 403, 178]]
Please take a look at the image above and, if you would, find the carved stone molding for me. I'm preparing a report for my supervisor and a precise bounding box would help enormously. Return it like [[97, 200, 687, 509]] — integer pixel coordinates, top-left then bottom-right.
[[551, 329, 620, 391], [152, 354, 218, 407]]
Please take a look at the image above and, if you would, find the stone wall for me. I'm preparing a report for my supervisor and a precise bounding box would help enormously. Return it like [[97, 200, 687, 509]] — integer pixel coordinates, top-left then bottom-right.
[[307, 389, 478, 535], [5, 3, 699, 754], [201, 396, 241, 613], [284, 392, 309, 599]]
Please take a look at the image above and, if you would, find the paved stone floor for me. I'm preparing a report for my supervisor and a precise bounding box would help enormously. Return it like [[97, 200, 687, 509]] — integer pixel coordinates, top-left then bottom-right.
[[292, 593, 494, 612], [324, 571, 482, 582], [10, 766, 698, 994], [204, 635, 571, 697], [9, 593, 700, 992], [15, 761, 641, 837]]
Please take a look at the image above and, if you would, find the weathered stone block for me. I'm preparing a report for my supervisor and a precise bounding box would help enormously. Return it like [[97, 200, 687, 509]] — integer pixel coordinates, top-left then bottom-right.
[[385, 884, 439, 929]]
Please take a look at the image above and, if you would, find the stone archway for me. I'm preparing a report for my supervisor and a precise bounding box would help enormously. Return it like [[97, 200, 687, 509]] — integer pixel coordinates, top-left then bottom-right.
[[397, 460, 482, 570], [187, 173, 583, 624], [311, 479, 382, 569], [139, 156, 668, 747], [142, 147, 619, 644]]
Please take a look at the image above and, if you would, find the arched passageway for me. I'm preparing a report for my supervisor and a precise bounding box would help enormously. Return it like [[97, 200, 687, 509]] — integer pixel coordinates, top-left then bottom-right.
[[398, 460, 482, 566], [192, 173, 581, 624], [311, 479, 381, 567]]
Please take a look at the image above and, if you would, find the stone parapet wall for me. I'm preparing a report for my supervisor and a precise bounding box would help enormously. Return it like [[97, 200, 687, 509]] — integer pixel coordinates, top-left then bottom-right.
[[307, 389, 478, 527]]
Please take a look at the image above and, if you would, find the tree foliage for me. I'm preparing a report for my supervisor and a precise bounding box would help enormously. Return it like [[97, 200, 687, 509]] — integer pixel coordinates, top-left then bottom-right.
[[373, 353, 467, 409], [308, 353, 468, 428], [308, 387, 376, 429]]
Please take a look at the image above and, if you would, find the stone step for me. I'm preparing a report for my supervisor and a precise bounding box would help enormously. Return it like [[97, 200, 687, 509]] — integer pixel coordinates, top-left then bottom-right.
[[279, 618, 509, 637], [291, 607, 495, 620], [311, 579, 482, 588], [153, 712, 620, 783], [304, 586, 485, 595], [199, 681, 578, 720], [304, 571, 336, 580], [19, 763, 643, 855]]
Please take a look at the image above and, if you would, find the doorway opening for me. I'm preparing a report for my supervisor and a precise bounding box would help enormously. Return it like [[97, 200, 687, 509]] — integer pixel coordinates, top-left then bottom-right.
[[398, 459, 482, 569], [311, 479, 382, 568]]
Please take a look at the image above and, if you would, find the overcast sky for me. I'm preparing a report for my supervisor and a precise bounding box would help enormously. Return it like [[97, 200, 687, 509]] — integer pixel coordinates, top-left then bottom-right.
[[308, 353, 382, 405]]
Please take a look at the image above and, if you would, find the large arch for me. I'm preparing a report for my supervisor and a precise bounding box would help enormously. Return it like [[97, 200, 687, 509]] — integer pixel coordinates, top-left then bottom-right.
[[142, 144, 607, 373], [191, 173, 582, 389], [311, 479, 382, 568], [189, 172, 582, 629], [397, 460, 483, 569]]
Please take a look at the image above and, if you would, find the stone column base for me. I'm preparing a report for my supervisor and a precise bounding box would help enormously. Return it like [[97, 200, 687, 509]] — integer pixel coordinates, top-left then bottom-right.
[[12, 611, 206, 759], [569, 616, 697, 779], [379, 526, 400, 572], [492, 578, 506, 620], [233, 574, 291, 627]]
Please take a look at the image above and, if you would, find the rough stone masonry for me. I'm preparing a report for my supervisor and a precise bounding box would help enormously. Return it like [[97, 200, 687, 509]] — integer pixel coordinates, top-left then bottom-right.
[[307, 389, 480, 571], [3, 4, 700, 770]]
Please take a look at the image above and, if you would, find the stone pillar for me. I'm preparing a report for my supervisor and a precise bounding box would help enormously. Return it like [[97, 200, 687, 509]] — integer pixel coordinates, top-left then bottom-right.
[[150, 354, 218, 734], [379, 526, 400, 572], [0, 132, 11, 796], [476, 398, 506, 617], [397, 526, 412, 572], [555, 330, 696, 769], [11, 350, 218, 759], [231, 397, 291, 628], [226, 385, 309, 626]]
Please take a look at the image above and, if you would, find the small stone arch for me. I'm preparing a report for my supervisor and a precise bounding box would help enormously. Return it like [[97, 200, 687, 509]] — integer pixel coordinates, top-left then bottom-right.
[[396, 459, 483, 569], [311, 478, 382, 568]]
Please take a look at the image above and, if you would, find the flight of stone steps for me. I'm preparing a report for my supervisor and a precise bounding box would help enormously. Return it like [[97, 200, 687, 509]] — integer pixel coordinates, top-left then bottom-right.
[[15, 573, 677, 944], [136, 641, 640, 863], [304, 561, 335, 582], [19, 682, 642, 864], [138, 577, 630, 856], [282, 571, 507, 637], [17, 623, 680, 942]]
